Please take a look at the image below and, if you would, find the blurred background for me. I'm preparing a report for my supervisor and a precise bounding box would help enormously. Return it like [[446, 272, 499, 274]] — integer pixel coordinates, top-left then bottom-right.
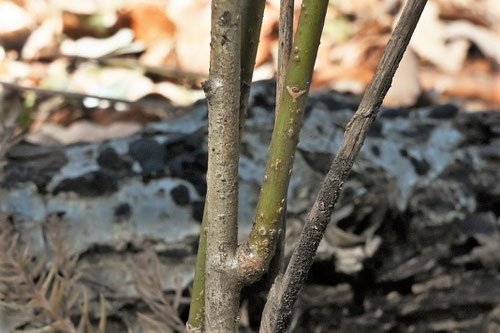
[[0, 0, 499, 146]]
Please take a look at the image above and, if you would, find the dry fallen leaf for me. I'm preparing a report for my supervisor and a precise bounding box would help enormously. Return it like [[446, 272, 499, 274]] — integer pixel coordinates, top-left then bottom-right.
[[435, 0, 500, 28], [314, 64, 375, 94], [166, 1, 211, 74], [60, 28, 143, 58], [68, 64, 155, 101], [421, 69, 500, 105], [51, 0, 110, 15], [154, 82, 204, 107], [384, 48, 422, 107], [0, 2, 34, 50], [126, 3, 176, 45], [409, 2, 470, 74], [28, 121, 142, 145], [125, 2, 177, 67], [444, 20, 500, 65], [22, 16, 62, 60]]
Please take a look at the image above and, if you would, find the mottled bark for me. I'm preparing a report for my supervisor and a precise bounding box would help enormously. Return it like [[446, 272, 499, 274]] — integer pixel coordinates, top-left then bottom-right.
[[188, 2, 266, 330], [203, 1, 242, 331]]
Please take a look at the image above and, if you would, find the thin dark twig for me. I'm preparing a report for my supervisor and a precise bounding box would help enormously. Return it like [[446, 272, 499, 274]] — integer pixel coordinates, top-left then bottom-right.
[[0, 81, 176, 110], [263, 1, 428, 331]]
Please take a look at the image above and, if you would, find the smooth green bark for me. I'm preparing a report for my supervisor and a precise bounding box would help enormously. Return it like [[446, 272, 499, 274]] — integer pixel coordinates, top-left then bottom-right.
[[239, 0, 267, 139], [267, 0, 294, 282], [186, 209, 207, 331], [238, 0, 329, 283]]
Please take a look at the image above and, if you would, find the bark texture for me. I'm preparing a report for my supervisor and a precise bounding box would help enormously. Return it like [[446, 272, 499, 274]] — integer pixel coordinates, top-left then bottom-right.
[[203, 1, 242, 331], [189, 2, 266, 329]]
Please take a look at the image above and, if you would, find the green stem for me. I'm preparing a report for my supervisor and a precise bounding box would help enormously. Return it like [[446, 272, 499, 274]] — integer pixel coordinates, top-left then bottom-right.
[[267, 0, 295, 284], [239, 0, 266, 139], [238, 0, 329, 283], [186, 208, 207, 331]]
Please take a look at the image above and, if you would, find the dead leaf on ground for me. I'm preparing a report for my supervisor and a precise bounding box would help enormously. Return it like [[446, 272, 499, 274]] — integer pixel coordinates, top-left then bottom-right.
[[68, 64, 155, 101], [0, 2, 34, 50], [22, 16, 62, 60], [421, 69, 500, 105], [27, 121, 142, 145], [124, 2, 177, 67], [60, 28, 144, 58], [166, 1, 211, 74], [384, 48, 422, 107], [444, 20, 500, 65], [409, 2, 470, 74]]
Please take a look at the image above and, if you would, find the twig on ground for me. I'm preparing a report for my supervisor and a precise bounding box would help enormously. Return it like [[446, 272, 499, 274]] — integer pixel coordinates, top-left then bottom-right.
[[0, 81, 177, 111], [98, 57, 206, 84], [130, 249, 185, 332], [0, 217, 106, 333]]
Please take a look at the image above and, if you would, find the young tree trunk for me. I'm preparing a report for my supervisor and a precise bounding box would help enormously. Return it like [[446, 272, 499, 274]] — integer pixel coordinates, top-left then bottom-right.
[[203, 1, 242, 331], [187, 1, 266, 331]]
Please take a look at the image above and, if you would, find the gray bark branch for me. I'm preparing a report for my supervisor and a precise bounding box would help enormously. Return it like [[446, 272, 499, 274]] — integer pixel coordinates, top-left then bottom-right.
[[204, 1, 242, 331], [263, 0, 429, 331]]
